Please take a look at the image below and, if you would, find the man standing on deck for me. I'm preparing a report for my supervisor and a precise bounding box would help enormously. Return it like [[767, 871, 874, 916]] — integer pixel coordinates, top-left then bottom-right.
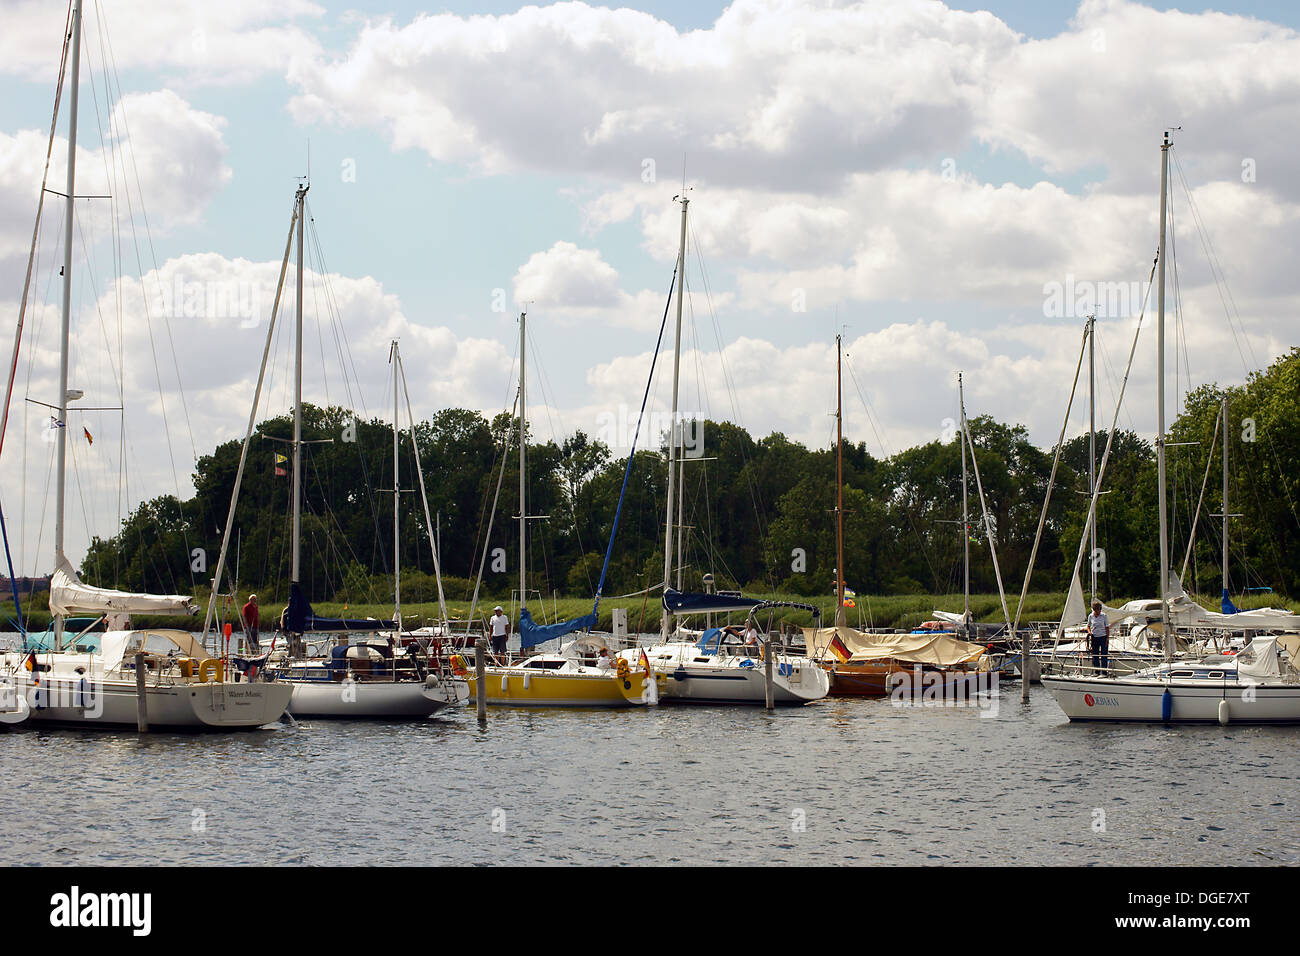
[[1088, 599, 1109, 674], [242, 594, 260, 653], [489, 606, 510, 659]]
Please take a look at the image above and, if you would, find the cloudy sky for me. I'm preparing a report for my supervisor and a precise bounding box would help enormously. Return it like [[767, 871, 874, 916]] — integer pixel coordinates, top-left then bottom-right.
[[1, 0, 1297, 574]]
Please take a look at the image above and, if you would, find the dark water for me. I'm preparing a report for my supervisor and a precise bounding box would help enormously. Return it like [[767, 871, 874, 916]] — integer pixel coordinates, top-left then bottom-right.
[[1, 682, 1295, 866]]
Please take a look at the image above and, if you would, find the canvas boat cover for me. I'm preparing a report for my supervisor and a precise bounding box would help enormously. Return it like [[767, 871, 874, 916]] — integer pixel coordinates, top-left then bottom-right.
[[48, 557, 196, 618], [803, 625, 987, 666]]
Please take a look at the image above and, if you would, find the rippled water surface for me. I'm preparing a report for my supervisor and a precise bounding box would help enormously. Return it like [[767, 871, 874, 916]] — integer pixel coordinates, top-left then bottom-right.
[[2, 679, 1296, 866]]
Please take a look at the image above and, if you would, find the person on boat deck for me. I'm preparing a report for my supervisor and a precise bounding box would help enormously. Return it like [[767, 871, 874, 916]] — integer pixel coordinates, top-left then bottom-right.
[[1088, 600, 1110, 673], [594, 647, 615, 672], [242, 594, 260, 652], [489, 606, 510, 659]]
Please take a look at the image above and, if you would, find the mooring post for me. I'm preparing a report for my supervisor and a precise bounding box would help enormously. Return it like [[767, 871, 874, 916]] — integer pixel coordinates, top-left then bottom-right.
[[474, 637, 487, 723], [134, 651, 149, 733], [764, 636, 775, 710]]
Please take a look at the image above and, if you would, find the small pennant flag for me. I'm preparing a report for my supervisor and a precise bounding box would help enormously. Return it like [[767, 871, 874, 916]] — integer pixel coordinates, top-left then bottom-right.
[[274, 452, 288, 477], [83, 426, 93, 445], [639, 648, 652, 675]]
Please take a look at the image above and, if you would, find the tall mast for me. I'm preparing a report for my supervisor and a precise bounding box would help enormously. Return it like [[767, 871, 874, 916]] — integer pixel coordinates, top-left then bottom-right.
[[959, 372, 970, 626], [1157, 131, 1172, 660], [519, 310, 527, 613], [291, 183, 308, 586], [392, 340, 401, 627], [661, 195, 688, 639], [53, 0, 84, 650], [1221, 393, 1229, 602], [1088, 313, 1097, 603], [835, 334, 845, 626]]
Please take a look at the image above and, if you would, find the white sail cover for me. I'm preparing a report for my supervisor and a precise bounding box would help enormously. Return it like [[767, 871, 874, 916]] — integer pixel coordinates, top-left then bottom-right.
[[48, 557, 196, 617]]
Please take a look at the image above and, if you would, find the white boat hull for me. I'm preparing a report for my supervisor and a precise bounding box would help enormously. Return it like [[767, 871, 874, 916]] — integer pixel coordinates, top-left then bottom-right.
[[284, 676, 459, 718], [1042, 675, 1300, 723], [5, 673, 291, 729], [650, 654, 829, 704]]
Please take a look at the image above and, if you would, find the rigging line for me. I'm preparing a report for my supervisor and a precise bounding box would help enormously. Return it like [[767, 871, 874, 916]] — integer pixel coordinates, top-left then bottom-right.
[[1013, 323, 1087, 631], [1, 0, 73, 464], [465, 391, 520, 633], [97, 3, 197, 467], [398, 347, 450, 626], [1179, 402, 1223, 582], [1170, 150, 1260, 375], [462, 345, 521, 603], [689, 223, 775, 583], [305, 228, 332, 410], [592, 266, 677, 617], [523, 331, 596, 581], [1170, 155, 1300, 533], [304, 207, 368, 419]]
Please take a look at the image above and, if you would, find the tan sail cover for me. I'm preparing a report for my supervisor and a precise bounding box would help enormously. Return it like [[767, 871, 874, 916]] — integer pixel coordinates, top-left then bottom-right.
[[48, 557, 196, 618], [803, 626, 987, 666]]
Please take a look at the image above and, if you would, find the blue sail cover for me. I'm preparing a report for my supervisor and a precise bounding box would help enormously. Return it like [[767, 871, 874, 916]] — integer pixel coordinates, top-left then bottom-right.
[[283, 582, 393, 633], [663, 589, 764, 616], [1221, 589, 1240, 615], [519, 607, 597, 649]]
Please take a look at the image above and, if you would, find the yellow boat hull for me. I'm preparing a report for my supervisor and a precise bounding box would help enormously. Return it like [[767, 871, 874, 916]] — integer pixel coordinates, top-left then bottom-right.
[[464, 668, 657, 707]]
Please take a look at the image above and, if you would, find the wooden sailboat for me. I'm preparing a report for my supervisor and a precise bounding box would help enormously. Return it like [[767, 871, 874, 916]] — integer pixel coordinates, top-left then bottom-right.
[[807, 337, 990, 698]]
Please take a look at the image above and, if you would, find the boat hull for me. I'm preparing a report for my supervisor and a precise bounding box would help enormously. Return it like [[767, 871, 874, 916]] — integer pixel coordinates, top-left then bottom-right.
[[658, 659, 829, 704], [284, 677, 458, 718], [1042, 675, 1300, 723], [7, 674, 291, 730], [826, 660, 986, 699], [465, 668, 652, 707]]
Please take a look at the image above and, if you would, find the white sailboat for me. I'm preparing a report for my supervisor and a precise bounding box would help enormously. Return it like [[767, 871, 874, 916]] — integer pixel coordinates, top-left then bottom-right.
[[615, 195, 829, 705], [1042, 132, 1300, 723], [0, 0, 290, 729]]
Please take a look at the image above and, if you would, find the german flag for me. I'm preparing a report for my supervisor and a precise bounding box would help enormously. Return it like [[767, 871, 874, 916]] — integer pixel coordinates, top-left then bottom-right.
[[828, 633, 852, 664]]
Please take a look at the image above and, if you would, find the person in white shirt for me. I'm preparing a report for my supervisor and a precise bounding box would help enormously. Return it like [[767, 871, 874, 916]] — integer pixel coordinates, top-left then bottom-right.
[[1088, 600, 1110, 673], [488, 606, 510, 658], [594, 647, 615, 672]]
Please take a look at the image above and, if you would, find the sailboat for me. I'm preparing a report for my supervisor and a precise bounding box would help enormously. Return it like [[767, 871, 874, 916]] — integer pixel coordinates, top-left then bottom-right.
[[0, 0, 291, 729], [198, 188, 458, 718], [1042, 132, 1300, 723], [805, 340, 990, 698], [460, 311, 657, 707], [601, 195, 828, 705]]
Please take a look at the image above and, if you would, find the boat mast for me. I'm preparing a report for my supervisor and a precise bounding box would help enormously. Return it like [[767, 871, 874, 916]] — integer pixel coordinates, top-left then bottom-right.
[[53, 0, 83, 650], [519, 310, 526, 614], [959, 372, 970, 629], [392, 339, 401, 629], [1157, 131, 1173, 660], [835, 334, 845, 627], [1088, 313, 1097, 604], [661, 195, 688, 639], [291, 183, 308, 589], [1221, 392, 1229, 604]]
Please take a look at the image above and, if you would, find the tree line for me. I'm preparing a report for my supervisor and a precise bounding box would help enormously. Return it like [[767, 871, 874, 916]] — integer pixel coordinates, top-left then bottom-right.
[[77, 347, 1300, 609]]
